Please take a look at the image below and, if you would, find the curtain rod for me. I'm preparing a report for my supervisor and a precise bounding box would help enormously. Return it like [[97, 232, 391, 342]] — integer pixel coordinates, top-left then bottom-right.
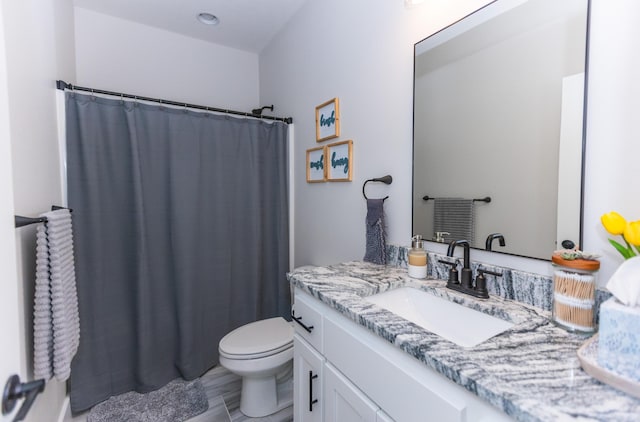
[[56, 80, 293, 124]]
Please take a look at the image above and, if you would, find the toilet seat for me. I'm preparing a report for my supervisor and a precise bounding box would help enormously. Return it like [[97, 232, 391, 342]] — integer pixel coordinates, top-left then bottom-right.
[[219, 317, 293, 360]]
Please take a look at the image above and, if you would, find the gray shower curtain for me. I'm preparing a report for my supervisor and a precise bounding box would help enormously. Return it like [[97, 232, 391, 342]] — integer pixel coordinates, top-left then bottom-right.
[[65, 93, 290, 413]]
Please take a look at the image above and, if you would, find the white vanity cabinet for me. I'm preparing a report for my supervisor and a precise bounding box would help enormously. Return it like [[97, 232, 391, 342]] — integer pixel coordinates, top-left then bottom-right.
[[293, 290, 389, 422], [293, 289, 326, 422], [323, 362, 379, 421], [293, 288, 514, 422], [293, 336, 324, 421]]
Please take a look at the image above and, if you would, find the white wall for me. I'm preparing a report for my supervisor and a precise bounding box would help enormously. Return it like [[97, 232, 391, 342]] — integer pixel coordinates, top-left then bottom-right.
[[583, 0, 640, 282], [261, 0, 640, 282], [260, 0, 493, 267], [1, 0, 76, 420], [74, 7, 260, 111]]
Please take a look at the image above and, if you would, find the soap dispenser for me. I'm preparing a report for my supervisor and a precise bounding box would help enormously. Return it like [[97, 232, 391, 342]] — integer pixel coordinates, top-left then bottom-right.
[[408, 235, 427, 279]]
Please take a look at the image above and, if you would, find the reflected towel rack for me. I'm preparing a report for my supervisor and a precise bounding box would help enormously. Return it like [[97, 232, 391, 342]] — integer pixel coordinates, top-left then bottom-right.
[[363, 175, 393, 201], [14, 206, 72, 228], [422, 195, 491, 203]]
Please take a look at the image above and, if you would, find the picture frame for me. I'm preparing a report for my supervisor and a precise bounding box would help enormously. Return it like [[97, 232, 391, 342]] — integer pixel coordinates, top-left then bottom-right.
[[326, 140, 353, 182], [315, 98, 340, 142], [306, 146, 326, 183]]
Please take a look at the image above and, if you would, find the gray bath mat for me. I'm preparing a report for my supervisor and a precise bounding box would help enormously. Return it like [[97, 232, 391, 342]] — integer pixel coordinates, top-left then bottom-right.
[[87, 378, 209, 422]]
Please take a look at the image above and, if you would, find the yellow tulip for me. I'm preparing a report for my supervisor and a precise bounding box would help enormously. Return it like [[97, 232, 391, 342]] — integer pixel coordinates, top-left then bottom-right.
[[601, 211, 627, 235], [623, 220, 640, 246]]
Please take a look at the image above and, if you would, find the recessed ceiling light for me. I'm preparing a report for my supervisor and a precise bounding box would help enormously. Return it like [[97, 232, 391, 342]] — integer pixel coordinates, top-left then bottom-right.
[[197, 12, 219, 26]]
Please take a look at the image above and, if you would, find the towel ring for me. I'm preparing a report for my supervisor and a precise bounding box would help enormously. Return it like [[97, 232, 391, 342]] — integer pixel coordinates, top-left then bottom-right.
[[362, 175, 393, 201]]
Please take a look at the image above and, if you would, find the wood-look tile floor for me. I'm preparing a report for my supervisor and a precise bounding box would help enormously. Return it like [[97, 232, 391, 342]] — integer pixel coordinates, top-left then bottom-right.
[[72, 365, 293, 422], [190, 365, 293, 422]]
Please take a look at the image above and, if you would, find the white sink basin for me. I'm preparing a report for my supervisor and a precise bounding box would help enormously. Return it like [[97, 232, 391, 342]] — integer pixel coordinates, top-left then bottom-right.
[[365, 287, 514, 348]]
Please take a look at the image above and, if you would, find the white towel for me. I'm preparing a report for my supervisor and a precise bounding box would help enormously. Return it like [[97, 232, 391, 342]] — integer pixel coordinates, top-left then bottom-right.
[[33, 209, 80, 382]]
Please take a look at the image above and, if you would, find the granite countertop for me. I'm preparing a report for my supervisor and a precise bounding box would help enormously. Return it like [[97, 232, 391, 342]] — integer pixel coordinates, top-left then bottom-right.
[[288, 261, 640, 422]]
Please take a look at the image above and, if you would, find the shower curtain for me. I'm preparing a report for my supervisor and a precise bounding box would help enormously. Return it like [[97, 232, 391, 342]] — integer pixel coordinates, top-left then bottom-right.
[[65, 92, 290, 413]]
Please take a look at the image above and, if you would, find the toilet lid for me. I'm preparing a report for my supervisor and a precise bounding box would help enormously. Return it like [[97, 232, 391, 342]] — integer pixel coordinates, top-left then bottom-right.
[[219, 317, 293, 357]]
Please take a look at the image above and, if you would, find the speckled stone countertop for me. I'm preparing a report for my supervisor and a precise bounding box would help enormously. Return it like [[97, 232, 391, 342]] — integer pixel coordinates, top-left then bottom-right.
[[288, 261, 640, 422]]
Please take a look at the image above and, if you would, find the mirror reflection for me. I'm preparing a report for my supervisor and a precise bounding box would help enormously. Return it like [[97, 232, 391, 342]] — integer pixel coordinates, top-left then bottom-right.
[[412, 0, 589, 260]]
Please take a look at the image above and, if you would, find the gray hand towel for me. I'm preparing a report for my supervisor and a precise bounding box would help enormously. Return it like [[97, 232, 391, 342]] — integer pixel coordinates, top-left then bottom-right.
[[363, 199, 386, 265]]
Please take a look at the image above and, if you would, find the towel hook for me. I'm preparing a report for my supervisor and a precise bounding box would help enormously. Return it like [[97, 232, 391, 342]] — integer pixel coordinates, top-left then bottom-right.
[[362, 175, 393, 201]]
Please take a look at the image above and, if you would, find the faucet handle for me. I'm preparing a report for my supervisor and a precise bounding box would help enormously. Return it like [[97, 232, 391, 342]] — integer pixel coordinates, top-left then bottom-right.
[[434, 231, 450, 243], [480, 268, 503, 278], [438, 259, 459, 285], [474, 267, 503, 298]]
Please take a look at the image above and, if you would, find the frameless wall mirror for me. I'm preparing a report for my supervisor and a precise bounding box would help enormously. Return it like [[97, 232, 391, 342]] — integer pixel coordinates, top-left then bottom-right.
[[412, 0, 589, 260]]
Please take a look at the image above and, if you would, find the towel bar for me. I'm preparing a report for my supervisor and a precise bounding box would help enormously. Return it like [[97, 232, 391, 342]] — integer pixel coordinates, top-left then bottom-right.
[[14, 206, 73, 228], [422, 196, 491, 203]]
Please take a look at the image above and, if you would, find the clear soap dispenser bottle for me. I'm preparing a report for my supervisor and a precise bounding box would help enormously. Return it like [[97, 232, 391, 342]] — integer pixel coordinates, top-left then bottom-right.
[[408, 235, 427, 279]]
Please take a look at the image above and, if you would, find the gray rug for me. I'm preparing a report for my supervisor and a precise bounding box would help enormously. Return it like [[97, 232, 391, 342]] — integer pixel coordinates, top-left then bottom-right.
[[87, 378, 209, 422]]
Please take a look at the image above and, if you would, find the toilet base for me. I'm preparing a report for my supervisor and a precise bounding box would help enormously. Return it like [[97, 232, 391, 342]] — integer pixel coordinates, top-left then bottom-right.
[[240, 371, 293, 417], [218, 317, 294, 417]]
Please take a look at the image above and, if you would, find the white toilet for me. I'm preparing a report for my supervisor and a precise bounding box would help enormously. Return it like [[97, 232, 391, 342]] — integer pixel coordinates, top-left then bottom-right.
[[218, 316, 294, 417]]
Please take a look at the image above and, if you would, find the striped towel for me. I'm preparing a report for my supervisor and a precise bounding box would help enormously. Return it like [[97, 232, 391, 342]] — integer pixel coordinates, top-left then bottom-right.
[[433, 198, 476, 244], [33, 208, 80, 382]]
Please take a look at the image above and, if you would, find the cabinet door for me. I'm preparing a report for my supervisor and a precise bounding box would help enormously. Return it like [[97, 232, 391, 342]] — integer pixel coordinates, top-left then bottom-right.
[[293, 335, 324, 422], [324, 363, 378, 422]]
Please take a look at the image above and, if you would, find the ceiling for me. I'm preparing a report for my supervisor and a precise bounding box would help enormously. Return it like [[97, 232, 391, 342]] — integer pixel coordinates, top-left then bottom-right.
[[73, 0, 309, 53]]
